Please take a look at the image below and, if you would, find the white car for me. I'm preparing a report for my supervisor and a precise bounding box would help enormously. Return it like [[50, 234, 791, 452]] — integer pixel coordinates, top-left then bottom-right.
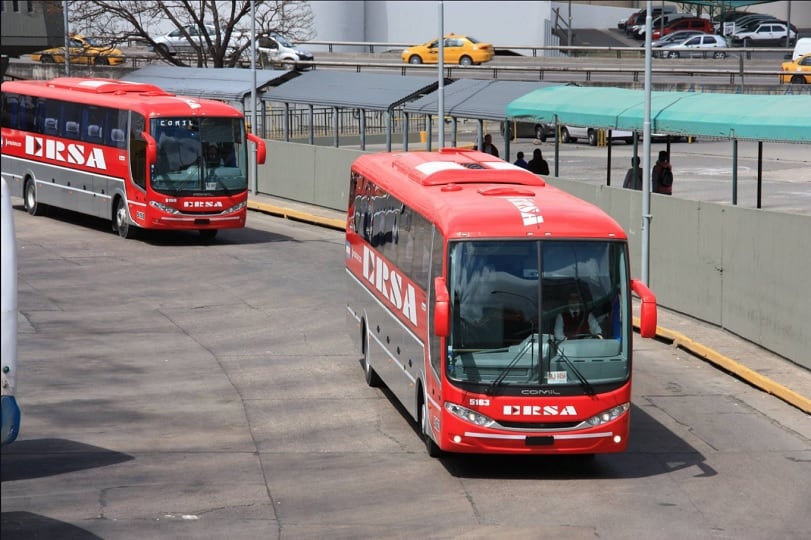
[[660, 34, 728, 59], [731, 22, 797, 47], [559, 126, 635, 146], [152, 24, 218, 55]]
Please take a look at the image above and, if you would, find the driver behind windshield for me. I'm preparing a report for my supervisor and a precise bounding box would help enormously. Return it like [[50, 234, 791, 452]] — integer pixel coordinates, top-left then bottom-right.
[[554, 292, 602, 341]]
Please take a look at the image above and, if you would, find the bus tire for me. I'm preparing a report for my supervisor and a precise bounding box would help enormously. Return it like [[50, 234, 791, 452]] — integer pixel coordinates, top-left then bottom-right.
[[362, 323, 382, 387], [24, 178, 45, 216], [113, 197, 135, 239], [420, 393, 443, 458]]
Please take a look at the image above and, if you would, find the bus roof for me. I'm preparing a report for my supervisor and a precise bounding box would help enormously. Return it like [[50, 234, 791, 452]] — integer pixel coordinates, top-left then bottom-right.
[[1, 77, 244, 119], [352, 148, 626, 240]]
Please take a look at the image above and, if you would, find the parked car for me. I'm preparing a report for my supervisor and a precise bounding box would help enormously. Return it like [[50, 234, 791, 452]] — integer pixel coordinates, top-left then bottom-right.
[[632, 13, 686, 40], [402, 33, 494, 65], [780, 53, 811, 84], [29, 34, 125, 65], [255, 32, 314, 70], [651, 17, 714, 40], [725, 14, 777, 35], [559, 126, 636, 146], [649, 30, 704, 50], [660, 34, 729, 59], [152, 24, 218, 55], [502, 121, 555, 141], [731, 21, 796, 47], [623, 6, 677, 36]]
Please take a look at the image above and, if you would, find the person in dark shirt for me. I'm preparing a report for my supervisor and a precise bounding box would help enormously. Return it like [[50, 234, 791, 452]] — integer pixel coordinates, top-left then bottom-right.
[[527, 148, 549, 175]]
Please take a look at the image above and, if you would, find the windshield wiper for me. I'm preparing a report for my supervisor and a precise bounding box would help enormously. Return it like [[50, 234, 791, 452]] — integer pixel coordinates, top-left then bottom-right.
[[549, 338, 596, 395], [486, 334, 536, 395]]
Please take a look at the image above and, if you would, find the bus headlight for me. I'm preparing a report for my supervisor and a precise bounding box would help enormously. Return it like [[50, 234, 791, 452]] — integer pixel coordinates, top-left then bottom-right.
[[149, 201, 180, 214], [222, 201, 246, 214], [583, 403, 630, 426], [445, 402, 496, 428]]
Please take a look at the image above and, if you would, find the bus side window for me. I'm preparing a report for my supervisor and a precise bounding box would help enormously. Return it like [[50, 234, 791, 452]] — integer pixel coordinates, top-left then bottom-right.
[[43, 117, 59, 135], [19, 97, 37, 132], [2, 95, 20, 129], [62, 102, 81, 140]]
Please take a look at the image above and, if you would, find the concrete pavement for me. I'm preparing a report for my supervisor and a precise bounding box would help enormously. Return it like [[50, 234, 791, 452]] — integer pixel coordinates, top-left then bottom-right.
[[247, 192, 811, 415]]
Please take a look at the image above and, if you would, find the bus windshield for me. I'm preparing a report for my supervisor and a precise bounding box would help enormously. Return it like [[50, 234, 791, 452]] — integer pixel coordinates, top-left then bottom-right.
[[151, 117, 247, 196], [447, 239, 629, 393]]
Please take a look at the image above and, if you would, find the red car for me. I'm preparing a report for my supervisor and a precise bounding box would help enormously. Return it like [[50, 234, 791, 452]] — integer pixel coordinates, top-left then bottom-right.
[[652, 17, 714, 40]]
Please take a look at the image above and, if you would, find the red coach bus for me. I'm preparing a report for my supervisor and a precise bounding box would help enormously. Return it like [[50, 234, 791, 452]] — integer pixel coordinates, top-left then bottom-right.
[[1, 77, 266, 239], [345, 149, 657, 457]]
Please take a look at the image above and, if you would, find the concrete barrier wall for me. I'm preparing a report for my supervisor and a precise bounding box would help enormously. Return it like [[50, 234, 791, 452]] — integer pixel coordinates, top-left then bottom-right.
[[256, 142, 811, 369]]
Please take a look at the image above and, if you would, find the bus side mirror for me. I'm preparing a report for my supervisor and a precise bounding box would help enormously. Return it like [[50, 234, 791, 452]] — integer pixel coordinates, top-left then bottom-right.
[[631, 279, 658, 338], [434, 277, 449, 337], [141, 131, 157, 165], [247, 133, 266, 164]]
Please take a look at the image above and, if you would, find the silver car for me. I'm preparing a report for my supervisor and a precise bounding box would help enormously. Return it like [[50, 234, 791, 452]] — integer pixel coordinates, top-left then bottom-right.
[[660, 34, 728, 59], [152, 24, 218, 55]]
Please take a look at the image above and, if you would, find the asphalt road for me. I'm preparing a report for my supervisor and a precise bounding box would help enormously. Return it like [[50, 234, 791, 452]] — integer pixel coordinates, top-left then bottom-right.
[[2, 204, 809, 539]]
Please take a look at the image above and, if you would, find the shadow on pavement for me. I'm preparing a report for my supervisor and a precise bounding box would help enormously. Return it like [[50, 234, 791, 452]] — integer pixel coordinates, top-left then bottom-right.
[[1, 511, 103, 540], [1, 438, 133, 482]]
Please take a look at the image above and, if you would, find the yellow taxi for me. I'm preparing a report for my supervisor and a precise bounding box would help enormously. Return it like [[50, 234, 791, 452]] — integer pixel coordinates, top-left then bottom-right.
[[402, 33, 494, 66], [29, 34, 125, 66], [780, 53, 811, 84]]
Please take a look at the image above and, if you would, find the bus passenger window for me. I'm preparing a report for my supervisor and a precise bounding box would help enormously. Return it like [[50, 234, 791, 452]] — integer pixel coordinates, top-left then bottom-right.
[[65, 121, 80, 139]]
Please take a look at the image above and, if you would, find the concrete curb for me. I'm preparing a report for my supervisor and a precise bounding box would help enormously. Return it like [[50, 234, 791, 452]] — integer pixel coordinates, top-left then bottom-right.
[[637, 318, 811, 415], [249, 201, 810, 415]]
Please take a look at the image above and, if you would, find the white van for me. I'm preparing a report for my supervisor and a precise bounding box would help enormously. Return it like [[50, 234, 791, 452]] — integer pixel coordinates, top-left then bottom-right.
[[793, 37, 811, 60]]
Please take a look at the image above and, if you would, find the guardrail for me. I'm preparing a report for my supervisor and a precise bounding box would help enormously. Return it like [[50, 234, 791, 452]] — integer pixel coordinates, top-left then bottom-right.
[[298, 39, 795, 59], [9, 51, 808, 93]]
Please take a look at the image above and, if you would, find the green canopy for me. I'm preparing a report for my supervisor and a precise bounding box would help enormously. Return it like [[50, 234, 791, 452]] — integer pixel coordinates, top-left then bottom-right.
[[505, 85, 811, 143]]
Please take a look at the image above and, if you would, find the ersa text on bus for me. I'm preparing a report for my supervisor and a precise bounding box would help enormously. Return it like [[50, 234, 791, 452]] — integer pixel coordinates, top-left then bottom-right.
[[362, 245, 418, 326]]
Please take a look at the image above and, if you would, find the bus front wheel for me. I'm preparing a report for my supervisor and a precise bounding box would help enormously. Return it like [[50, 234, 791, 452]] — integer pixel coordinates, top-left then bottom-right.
[[114, 198, 135, 239], [24, 179, 46, 216], [420, 394, 443, 458]]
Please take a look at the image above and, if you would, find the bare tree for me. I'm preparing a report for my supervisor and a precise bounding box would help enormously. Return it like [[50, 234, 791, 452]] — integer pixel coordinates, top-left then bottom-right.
[[66, 0, 315, 68]]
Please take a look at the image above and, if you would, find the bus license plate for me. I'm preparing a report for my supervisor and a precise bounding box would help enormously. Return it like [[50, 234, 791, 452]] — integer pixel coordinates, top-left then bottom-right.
[[526, 436, 554, 446]]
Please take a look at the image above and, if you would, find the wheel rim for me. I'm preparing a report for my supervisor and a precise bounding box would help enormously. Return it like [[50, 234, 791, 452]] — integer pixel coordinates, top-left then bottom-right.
[[116, 200, 129, 238], [460, 56, 472, 66], [561, 128, 570, 143], [25, 182, 36, 213], [409, 56, 421, 64]]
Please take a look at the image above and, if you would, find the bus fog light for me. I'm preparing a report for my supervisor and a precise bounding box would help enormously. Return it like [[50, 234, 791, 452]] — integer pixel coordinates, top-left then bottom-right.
[[453, 435, 462, 444], [614, 435, 622, 444]]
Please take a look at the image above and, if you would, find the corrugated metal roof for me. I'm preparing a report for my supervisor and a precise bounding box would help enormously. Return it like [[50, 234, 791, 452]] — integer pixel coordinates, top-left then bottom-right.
[[404, 80, 561, 120], [506, 85, 811, 143], [122, 65, 297, 102], [264, 70, 439, 111]]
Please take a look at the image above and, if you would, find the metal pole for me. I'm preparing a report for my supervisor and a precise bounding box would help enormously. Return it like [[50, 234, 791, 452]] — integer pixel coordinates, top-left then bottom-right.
[[250, 0, 258, 195], [63, 0, 70, 76], [757, 141, 763, 209], [641, 1, 653, 285], [732, 139, 738, 205], [438, 1, 445, 150]]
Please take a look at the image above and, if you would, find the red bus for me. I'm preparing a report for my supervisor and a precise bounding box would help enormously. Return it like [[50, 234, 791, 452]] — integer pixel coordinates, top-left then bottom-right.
[[1, 77, 266, 239], [345, 149, 657, 456]]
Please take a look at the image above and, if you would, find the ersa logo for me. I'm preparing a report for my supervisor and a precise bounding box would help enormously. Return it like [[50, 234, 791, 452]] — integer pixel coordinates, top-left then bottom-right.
[[504, 405, 577, 416], [362, 245, 417, 326], [25, 136, 107, 170]]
